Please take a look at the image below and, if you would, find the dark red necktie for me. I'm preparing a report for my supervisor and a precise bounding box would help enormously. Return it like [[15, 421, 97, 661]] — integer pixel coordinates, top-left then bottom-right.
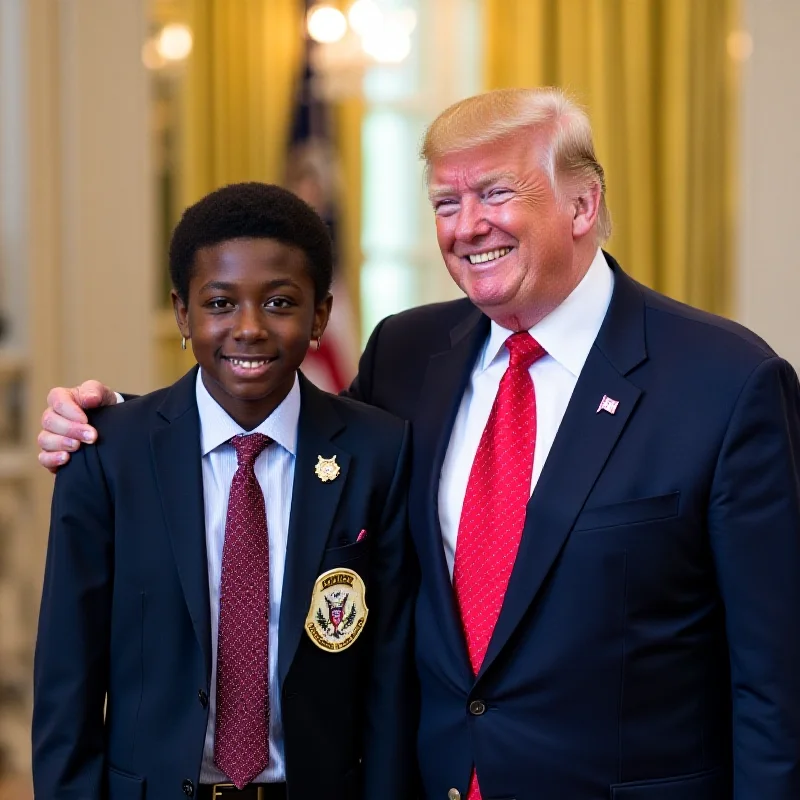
[[453, 332, 546, 800], [214, 433, 271, 789]]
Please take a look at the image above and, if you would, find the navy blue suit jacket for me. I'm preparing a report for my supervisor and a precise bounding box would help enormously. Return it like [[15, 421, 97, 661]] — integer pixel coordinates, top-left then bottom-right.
[[33, 369, 417, 800], [349, 255, 800, 800]]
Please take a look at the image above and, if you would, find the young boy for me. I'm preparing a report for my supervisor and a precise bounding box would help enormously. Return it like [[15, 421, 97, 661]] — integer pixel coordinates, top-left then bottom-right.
[[32, 183, 417, 800]]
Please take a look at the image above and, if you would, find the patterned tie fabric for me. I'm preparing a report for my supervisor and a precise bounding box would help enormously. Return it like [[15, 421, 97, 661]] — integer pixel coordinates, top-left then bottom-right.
[[453, 332, 546, 800], [214, 433, 272, 789]]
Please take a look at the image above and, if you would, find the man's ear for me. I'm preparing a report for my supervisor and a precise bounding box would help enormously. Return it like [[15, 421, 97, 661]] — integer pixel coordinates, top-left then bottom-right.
[[572, 182, 602, 239], [311, 293, 333, 341], [171, 290, 190, 339]]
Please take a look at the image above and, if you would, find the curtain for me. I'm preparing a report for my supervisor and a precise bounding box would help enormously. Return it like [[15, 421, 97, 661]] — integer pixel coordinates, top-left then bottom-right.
[[482, 0, 739, 315], [181, 0, 304, 204]]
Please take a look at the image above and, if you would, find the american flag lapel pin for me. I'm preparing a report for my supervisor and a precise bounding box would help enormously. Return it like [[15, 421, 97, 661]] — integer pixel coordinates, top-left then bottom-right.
[[596, 395, 619, 415]]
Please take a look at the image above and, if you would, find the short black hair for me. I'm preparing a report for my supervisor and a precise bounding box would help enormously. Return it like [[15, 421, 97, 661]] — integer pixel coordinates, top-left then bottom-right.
[[169, 182, 333, 304]]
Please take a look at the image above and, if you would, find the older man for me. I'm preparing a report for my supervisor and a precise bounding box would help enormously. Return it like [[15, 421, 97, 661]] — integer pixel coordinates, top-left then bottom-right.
[[38, 88, 800, 799]]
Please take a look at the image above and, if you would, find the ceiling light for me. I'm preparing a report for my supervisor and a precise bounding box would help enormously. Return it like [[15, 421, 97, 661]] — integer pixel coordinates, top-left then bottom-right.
[[156, 23, 193, 62], [362, 29, 411, 64], [307, 5, 348, 44], [348, 0, 382, 37]]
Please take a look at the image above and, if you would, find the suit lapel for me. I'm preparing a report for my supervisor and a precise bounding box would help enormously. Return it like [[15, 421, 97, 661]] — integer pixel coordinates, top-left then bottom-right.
[[151, 367, 212, 680], [478, 262, 648, 680], [412, 306, 490, 685], [278, 375, 349, 687]]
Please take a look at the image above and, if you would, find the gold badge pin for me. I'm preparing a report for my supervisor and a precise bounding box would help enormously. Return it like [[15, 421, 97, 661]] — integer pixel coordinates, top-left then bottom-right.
[[314, 454, 340, 482], [305, 567, 369, 653]]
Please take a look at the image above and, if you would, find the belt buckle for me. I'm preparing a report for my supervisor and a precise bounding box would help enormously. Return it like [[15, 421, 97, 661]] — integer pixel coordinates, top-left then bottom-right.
[[212, 784, 265, 799]]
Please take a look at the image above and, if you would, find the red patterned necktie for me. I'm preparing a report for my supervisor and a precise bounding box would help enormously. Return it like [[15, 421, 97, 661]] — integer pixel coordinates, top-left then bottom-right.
[[214, 433, 271, 789], [453, 332, 546, 800]]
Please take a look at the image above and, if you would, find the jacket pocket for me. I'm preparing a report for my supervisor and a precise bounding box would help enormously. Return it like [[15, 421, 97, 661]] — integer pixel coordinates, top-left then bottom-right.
[[322, 537, 370, 567], [106, 765, 145, 800], [610, 767, 724, 799], [574, 492, 680, 532]]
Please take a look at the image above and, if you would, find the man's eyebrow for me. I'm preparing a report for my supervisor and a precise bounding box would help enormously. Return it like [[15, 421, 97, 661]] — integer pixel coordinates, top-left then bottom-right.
[[428, 171, 518, 202], [472, 171, 518, 190], [427, 185, 457, 202]]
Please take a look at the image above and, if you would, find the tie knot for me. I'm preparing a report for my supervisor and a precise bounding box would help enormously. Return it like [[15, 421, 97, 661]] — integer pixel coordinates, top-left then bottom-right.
[[230, 433, 271, 467], [505, 331, 546, 369]]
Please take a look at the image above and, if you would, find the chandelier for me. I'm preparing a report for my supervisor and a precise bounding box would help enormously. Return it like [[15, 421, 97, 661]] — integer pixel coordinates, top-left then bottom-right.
[[306, 1, 417, 99]]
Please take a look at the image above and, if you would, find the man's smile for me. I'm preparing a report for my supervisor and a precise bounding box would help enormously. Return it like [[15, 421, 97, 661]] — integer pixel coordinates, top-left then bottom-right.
[[467, 247, 513, 265]]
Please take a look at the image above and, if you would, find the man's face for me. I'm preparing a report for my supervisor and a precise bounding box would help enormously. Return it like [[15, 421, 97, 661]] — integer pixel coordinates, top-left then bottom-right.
[[428, 133, 582, 330]]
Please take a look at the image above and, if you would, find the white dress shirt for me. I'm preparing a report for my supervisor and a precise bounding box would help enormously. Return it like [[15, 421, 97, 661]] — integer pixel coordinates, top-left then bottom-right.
[[438, 249, 615, 577], [196, 369, 299, 784]]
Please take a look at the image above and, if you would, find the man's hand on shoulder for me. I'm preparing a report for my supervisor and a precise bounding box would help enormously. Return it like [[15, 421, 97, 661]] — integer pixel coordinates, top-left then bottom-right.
[[38, 381, 119, 473]]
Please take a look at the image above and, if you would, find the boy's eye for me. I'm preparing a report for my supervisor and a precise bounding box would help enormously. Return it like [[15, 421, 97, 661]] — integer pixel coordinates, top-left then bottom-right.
[[265, 297, 294, 309], [207, 297, 233, 310]]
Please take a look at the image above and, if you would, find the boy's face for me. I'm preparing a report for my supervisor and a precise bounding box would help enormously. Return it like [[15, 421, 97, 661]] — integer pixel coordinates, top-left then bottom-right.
[[172, 237, 331, 430]]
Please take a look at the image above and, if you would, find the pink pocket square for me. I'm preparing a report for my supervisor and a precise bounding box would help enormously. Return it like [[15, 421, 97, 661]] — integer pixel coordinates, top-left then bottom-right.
[[356, 529, 367, 542]]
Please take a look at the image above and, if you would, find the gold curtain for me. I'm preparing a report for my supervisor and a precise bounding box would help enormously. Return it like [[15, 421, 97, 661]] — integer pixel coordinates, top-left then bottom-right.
[[181, 0, 304, 204], [483, 0, 739, 314]]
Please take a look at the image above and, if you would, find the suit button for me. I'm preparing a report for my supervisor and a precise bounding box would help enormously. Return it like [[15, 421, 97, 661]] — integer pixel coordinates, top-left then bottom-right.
[[182, 779, 194, 796], [469, 699, 486, 716], [448, 789, 461, 800], [198, 689, 208, 708]]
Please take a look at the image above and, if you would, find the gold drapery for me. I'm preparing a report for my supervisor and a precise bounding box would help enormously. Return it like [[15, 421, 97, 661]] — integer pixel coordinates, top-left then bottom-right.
[[483, 0, 739, 314], [181, 0, 304, 204]]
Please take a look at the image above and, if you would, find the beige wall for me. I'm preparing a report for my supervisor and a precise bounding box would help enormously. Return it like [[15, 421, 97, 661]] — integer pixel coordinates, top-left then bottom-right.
[[25, 0, 157, 523], [738, 0, 800, 368], [0, 0, 155, 777], [34, 0, 156, 392]]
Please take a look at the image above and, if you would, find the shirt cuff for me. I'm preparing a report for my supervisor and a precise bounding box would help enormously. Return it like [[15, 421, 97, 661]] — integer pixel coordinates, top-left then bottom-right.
[[114, 392, 125, 405]]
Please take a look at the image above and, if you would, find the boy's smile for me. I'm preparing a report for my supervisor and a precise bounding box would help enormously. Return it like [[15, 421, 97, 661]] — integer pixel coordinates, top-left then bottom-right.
[[172, 236, 331, 430]]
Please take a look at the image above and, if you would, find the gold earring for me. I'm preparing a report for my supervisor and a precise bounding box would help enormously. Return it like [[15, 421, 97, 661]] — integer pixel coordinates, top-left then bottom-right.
[[181, 336, 187, 351]]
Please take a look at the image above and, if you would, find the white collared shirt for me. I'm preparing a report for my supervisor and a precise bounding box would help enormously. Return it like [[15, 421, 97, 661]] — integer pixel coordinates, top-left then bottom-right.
[[196, 369, 300, 784], [438, 249, 615, 577]]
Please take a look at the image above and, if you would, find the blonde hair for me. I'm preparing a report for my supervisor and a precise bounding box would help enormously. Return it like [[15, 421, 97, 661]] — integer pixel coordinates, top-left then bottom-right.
[[421, 87, 612, 243]]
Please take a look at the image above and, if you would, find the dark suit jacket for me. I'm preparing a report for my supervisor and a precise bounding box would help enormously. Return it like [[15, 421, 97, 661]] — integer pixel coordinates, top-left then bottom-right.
[[33, 369, 417, 800], [348, 254, 800, 800]]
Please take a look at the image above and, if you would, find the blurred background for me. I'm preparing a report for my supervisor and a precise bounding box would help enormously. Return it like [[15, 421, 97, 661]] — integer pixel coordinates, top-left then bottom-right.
[[0, 0, 798, 793]]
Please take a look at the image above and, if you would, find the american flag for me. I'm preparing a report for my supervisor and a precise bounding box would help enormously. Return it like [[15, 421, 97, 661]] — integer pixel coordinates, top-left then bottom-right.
[[596, 395, 620, 415]]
